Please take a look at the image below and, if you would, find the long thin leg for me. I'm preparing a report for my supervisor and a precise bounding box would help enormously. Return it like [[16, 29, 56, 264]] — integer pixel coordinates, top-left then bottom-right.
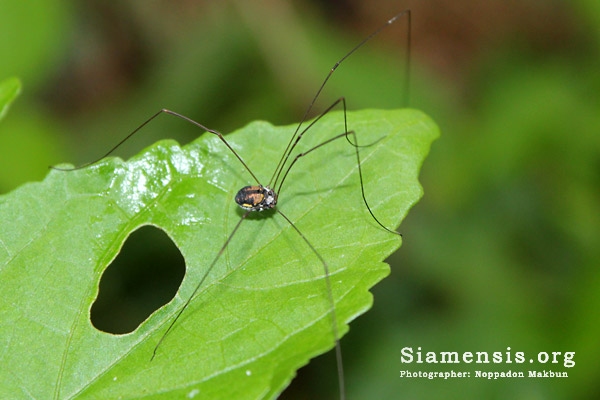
[[276, 130, 351, 195], [50, 109, 262, 185], [351, 128, 402, 236], [276, 99, 400, 236], [270, 9, 412, 187], [275, 209, 345, 400], [151, 210, 251, 360], [270, 96, 346, 190]]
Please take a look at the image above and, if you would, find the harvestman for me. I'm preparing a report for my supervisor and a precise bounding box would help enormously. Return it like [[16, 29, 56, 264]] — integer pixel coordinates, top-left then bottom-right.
[[55, 9, 411, 399]]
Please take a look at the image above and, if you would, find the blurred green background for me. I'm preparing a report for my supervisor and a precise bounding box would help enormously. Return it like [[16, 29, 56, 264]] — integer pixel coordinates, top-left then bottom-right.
[[1, 0, 599, 399]]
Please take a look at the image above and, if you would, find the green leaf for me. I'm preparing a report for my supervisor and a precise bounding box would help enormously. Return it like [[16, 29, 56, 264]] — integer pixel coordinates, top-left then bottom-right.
[[0, 108, 438, 399], [0, 77, 21, 121]]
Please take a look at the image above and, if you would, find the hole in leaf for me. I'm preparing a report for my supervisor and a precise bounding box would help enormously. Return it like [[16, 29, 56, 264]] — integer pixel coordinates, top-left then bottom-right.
[[91, 225, 185, 334]]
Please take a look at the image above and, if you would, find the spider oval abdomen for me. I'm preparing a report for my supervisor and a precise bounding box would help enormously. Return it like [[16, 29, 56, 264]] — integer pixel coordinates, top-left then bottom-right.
[[235, 185, 278, 211]]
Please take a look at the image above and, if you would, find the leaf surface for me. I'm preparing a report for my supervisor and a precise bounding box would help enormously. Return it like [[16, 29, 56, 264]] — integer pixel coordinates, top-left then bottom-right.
[[0, 108, 438, 399]]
